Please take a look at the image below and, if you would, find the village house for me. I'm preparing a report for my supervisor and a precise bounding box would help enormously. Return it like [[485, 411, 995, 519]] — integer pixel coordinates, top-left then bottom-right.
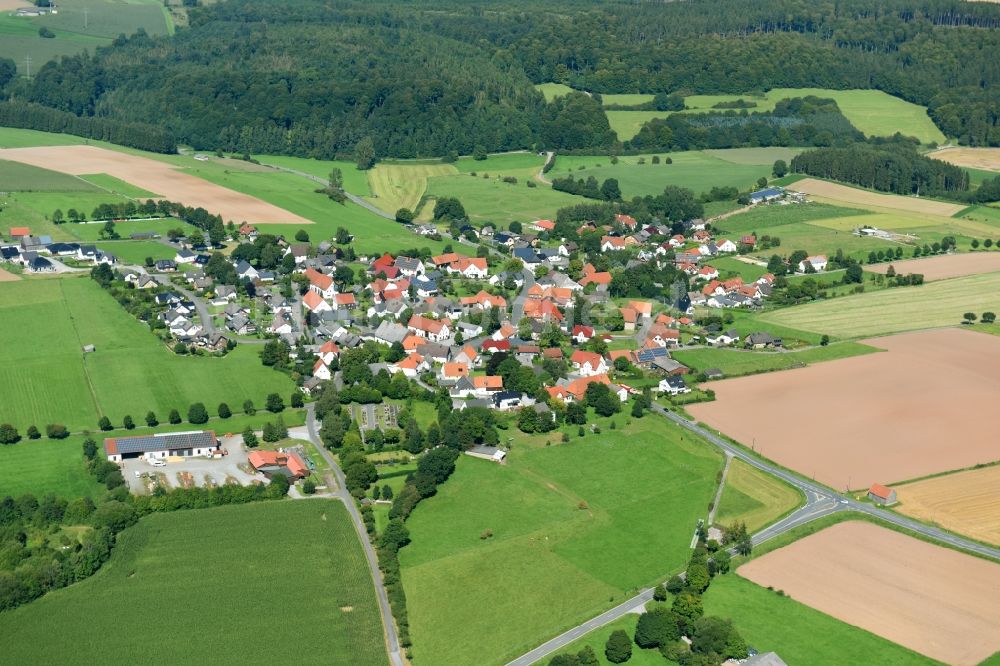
[[658, 375, 691, 396], [570, 350, 608, 377], [305, 267, 337, 300], [407, 314, 452, 343]]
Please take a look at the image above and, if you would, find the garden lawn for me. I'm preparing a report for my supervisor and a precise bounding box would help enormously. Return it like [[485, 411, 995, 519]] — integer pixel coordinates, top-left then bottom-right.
[[400, 417, 722, 665], [759, 272, 1000, 338], [552, 150, 803, 199], [701, 573, 939, 665], [673, 342, 878, 378], [425, 171, 585, 225], [714, 459, 803, 533], [0, 501, 388, 666], [0, 276, 295, 432]]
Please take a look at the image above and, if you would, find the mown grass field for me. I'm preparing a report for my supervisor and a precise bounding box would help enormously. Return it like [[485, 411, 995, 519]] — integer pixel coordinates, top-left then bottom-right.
[[0, 159, 98, 192], [706, 256, 767, 282], [0, 435, 102, 499], [425, 170, 584, 225], [68, 217, 196, 242], [760, 271, 1000, 338], [364, 162, 458, 213], [601, 93, 655, 106], [673, 342, 878, 378], [715, 459, 803, 533], [701, 572, 939, 665], [400, 417, 722, 665], [0, 501, 388, 666], [602, 88, 944, 143], [0, 276, 295, 432], [0, 0, 170, 73], [453, 152, 546, 173], [94, 239, 176, 264], [255, 154, 371, 195], [552, 149, 802, 199], [535, 82, 576, 101], [0, 191, 135, 241]]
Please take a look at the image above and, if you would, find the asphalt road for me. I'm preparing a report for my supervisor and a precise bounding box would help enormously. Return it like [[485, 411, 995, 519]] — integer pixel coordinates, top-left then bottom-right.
[[511, 268, 536, 322], [504, 405, 1000, 666], [305, 405, 405, 666]]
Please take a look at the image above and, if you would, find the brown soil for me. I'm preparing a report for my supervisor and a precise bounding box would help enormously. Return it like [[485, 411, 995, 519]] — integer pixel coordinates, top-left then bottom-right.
[[0, 0, 30, 9], [0, 268, 21, 282], [895, 465, 1000, 546], [867, 252, 1000, 281], [0, 146, 311, 225], [790, 178, 965, 216], [738, 521, 1000, 666], [687, 329, 1000, 490], [929, 147, 1000, 172]]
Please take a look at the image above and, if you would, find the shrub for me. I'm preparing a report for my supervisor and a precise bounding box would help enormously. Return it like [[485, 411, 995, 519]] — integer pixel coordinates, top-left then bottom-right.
[[168, 409, 182, 424], [605, 629, 633, 663], [187, 402, 209, 424], [46, 424, 70, 439], [26, 425, 41, 440], [302, 479, 317, 495], [0, 424, 21, 444], [98, 416, 113, 431], [218, 402, 232, 419]]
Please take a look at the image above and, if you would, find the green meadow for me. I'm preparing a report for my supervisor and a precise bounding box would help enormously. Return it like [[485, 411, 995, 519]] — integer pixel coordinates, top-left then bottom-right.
[[400, 417, 722, 665], [0, 276, 295, 432], [0, 160, 97, 192], [552, 148, 802, 199], [78, 173, 161, 198], [256, 154, 372, 195], [425, 170, 584, 225], [714, 459, 803, 533], [672, 342, 878, 379], [535, 82, 577, 101], [0, 501, 388, 666]]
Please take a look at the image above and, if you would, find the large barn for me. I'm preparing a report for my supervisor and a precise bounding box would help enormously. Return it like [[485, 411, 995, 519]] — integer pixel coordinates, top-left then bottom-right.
[[104, 431, 219, 462]]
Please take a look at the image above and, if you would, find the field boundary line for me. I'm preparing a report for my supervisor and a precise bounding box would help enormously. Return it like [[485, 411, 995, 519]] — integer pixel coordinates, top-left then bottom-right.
[[58, 279, 104, 420]]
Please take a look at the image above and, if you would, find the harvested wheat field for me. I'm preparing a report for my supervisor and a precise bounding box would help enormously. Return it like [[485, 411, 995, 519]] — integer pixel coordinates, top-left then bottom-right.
[[0, 268, 20, 282], [867, 252, 1000, 281], [738, 521, 1000, 666], [0, 146, 311, 225], [930, 147, 1000, 172], [0, 0, 30, 9], [895, 466, 1000, 546], [791, 178, 966, 217], [688, 329, 1000, 490]]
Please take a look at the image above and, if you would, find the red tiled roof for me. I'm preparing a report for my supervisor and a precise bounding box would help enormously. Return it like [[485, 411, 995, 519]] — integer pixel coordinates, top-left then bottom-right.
[[868, 483, 894, 500], [305, 267, 333, 292]]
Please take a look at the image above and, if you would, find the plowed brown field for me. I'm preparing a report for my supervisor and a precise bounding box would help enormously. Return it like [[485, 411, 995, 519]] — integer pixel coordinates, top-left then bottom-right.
[[866, 252, 1000, 281], [790, 178, 965, 216], [738, 521, 1000, 666], [896, 465, 1000, 545], [688, 329, 1000, 490], [930, 147, 1000, 172], [0, 146, 311, 225]]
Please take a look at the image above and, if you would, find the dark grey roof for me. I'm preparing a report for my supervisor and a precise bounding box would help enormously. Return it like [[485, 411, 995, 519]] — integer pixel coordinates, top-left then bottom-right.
[[105, 430, 217, 456], [636, 347, 670, 363]]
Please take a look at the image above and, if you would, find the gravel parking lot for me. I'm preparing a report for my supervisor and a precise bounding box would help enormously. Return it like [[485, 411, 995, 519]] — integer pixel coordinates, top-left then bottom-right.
[[122, 435, 265, 494]]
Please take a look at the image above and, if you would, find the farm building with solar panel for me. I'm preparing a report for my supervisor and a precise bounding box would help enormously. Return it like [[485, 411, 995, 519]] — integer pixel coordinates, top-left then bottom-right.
[[103, 431, 219, 462]]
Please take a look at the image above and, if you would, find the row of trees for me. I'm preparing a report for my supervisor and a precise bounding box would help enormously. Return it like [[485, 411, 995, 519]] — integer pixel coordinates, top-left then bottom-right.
[[551, 175, 621, 201], [0, 423, 68, 444]]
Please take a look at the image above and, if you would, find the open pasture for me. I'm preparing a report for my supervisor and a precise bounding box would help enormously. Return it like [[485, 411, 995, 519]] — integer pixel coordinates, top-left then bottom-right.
[[0, 276, 294, 432], [930, 147, 1000, 173], [688, 329, 1000, 491], [0, 435, 102, 499], [0, 501, 388, 666], [895, 466, 1000, 546], [535, 82, 577, 101], [364, 162, 457, 214], [605, 110, 670, 140], [760, 271, 1000, 338], [425, 170, 583, 225], [0, 191, 139, 242], [673, 342, 876, 380], [866, 252, 1000, 281], [79, 173, 160, 198], [401, 419, 721, 665], [0, 145, 311, 225], [737, 521, 1000, 666], [256, 154, 371, 195], [551, 150, 802, 199], [790, 178, 966, 217]]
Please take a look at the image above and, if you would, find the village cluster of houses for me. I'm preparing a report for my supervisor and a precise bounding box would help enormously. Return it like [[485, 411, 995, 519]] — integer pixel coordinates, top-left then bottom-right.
[[0, 227, 118, 273]]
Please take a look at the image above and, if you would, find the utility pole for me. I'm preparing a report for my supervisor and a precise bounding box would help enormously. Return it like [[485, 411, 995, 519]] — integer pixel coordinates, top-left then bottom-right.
[[24, 55, 31, 80]]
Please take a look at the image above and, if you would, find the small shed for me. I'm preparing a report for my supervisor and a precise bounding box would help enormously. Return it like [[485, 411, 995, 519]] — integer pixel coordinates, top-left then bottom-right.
[[82, 344, 96, 353], [867, 483, 897, 506]]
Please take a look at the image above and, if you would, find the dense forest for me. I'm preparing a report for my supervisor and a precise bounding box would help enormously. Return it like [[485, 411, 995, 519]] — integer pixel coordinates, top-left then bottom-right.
[[791, 140, 969, 195], [1, 0, 999, 156]]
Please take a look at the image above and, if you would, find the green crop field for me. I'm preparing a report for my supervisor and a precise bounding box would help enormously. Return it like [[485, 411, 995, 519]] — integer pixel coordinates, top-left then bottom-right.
[[673, 342, 878, 379], [365, 162, 458, 213], [400, 417, 722, 665], [715, 459, 803, 533], [702, 573, 937, 665], [0, 160, 97, 192], [551, 149, 802, 199], [0, 0, 170, 73], [760, 271, 1000, 338], [0, 501, 388, 666], [425, 171, 584, 225], [78, 173, 161, 198], [0, 276, 295, 432], [535, 82, 577, 101]]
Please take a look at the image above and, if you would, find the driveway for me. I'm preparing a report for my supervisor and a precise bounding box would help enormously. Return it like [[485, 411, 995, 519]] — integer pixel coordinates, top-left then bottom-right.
[[122, 435, 264, 494]]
